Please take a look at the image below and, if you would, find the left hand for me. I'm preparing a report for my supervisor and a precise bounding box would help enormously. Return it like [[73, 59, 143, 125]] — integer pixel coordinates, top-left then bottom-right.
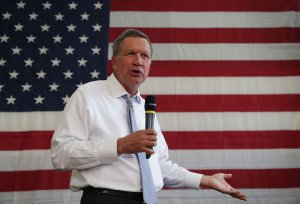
[[200, 173, 247, 201]]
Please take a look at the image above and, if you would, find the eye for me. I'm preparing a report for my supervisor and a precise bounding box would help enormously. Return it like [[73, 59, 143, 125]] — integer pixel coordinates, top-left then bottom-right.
[[142, 53, 149, 59], [126, 51, 135, 56]]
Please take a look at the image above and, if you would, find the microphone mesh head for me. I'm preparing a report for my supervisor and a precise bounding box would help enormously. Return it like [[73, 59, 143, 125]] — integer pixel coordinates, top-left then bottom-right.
[[145, 95, 156, 111]]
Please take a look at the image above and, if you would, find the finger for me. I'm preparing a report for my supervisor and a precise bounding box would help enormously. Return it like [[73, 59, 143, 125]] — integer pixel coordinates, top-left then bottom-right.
[[148, 135, 157, 142], [145, 129, 157, 135], [143, 146, 155, 155], [147, 134, 156, 140], [222, 187, 237, 195], [148, 140, 157, 146], [223, 173, 232, 179], [230, 191, 247, 201], [143, 135, 157, 146], [234, 194, 247, 201], [232, 195, 246, 201], [144, 142, 156, 154]]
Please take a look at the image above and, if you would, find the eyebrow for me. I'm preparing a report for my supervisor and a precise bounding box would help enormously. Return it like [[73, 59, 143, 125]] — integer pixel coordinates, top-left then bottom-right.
[[124, 49, 151, 55]]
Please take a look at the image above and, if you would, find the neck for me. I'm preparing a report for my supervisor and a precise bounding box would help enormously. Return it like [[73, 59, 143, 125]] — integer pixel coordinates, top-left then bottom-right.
[[126, 88, 138, 97], [113, 73, 138, 96]]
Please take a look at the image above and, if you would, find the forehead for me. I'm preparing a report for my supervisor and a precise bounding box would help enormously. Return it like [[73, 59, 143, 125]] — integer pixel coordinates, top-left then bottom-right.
[[120, 37, 151, 54]]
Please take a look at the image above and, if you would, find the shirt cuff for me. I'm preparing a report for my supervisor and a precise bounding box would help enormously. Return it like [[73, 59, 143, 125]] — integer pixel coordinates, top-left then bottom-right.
[[94, 138, 119, 163], [184, 171, 203, 190]]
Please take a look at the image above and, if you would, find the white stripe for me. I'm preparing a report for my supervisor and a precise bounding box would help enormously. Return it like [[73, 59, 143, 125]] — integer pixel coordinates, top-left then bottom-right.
[[1, 188, 299, 204], [141, 76, 300, 94], [0, 189, 82, 204], [1, 111, 300, 132], [1, 149, 299, 171], [152, 43, 300, 60], [0, 111, 62, 131], [108, 43, 300, 60], [157, 188, 300, 204], [110, 11, 300, 28], [158, 112, 300, 131], [0, 150, 53, 171], [169, 149, 300, 170]]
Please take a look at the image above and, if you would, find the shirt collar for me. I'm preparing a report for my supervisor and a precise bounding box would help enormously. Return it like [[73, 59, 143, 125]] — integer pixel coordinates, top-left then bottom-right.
[[108, 74, 142, 104]]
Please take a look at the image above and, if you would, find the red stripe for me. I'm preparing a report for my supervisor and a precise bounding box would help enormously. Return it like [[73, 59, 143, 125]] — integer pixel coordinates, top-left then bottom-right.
[[108, 60, 300, 77], [0, 131, 53, 150], [164, 130, 300, 149], [0, 170, 71, 192], [110, 28, 300, 43], [111, 0, 300, 11], [192, 169, 300, 189], [1, 130, 299, 151], [154, 95, 300, 112], [0, 168, 298, 191]]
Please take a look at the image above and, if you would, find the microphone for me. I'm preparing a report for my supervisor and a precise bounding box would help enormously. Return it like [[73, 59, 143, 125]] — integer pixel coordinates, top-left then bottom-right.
[[145, 95, 156, 159]]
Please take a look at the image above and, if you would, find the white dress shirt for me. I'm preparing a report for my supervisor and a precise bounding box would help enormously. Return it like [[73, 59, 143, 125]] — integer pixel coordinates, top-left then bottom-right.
[[51, 74, 202, 192]]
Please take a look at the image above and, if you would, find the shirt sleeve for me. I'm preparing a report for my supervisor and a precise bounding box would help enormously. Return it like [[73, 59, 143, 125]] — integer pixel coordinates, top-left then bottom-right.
[[51, 89, 119, 170], [156, 119, 202, 189]]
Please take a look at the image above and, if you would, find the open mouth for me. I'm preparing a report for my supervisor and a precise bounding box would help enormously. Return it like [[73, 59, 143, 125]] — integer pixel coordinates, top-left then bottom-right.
[[132, 69, 142, 75], [133, 70, 141, 74]]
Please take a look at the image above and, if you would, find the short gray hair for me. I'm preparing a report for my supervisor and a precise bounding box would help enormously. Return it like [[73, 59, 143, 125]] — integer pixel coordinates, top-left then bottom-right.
[[112, 28, 153, 57]]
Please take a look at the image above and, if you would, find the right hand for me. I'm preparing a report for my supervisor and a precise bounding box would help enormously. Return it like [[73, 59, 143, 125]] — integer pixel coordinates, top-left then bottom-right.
[[117, 129, 157, 155]]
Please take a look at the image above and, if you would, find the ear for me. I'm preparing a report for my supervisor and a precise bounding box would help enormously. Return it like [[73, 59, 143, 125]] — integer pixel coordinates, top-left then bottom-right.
[[111, 56, 117, 70]]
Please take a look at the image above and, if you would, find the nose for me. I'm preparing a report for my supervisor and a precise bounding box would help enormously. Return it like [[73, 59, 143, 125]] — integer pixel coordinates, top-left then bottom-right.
[[133, 54, 143, 65]]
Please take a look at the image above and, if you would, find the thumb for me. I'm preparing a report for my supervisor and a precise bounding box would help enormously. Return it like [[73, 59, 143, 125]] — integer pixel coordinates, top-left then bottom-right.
[[223, 173, 232, 179]]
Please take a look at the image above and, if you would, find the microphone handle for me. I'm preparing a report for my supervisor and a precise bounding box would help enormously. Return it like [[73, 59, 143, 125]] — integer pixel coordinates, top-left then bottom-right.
[[145, 112, 155, 159]]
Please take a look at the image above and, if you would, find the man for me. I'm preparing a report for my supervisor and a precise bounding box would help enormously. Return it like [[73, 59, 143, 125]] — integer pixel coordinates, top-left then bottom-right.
[[51, 28, 247, 204]]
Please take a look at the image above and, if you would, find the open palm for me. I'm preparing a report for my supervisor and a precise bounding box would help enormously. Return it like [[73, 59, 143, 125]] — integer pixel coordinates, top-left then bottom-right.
[[202, 173, 247, 201]]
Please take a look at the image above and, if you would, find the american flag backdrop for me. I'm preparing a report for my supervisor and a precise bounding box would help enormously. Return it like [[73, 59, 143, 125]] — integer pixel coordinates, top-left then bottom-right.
[[1, 0, 300, 204], [0, 0, 110, 203]]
